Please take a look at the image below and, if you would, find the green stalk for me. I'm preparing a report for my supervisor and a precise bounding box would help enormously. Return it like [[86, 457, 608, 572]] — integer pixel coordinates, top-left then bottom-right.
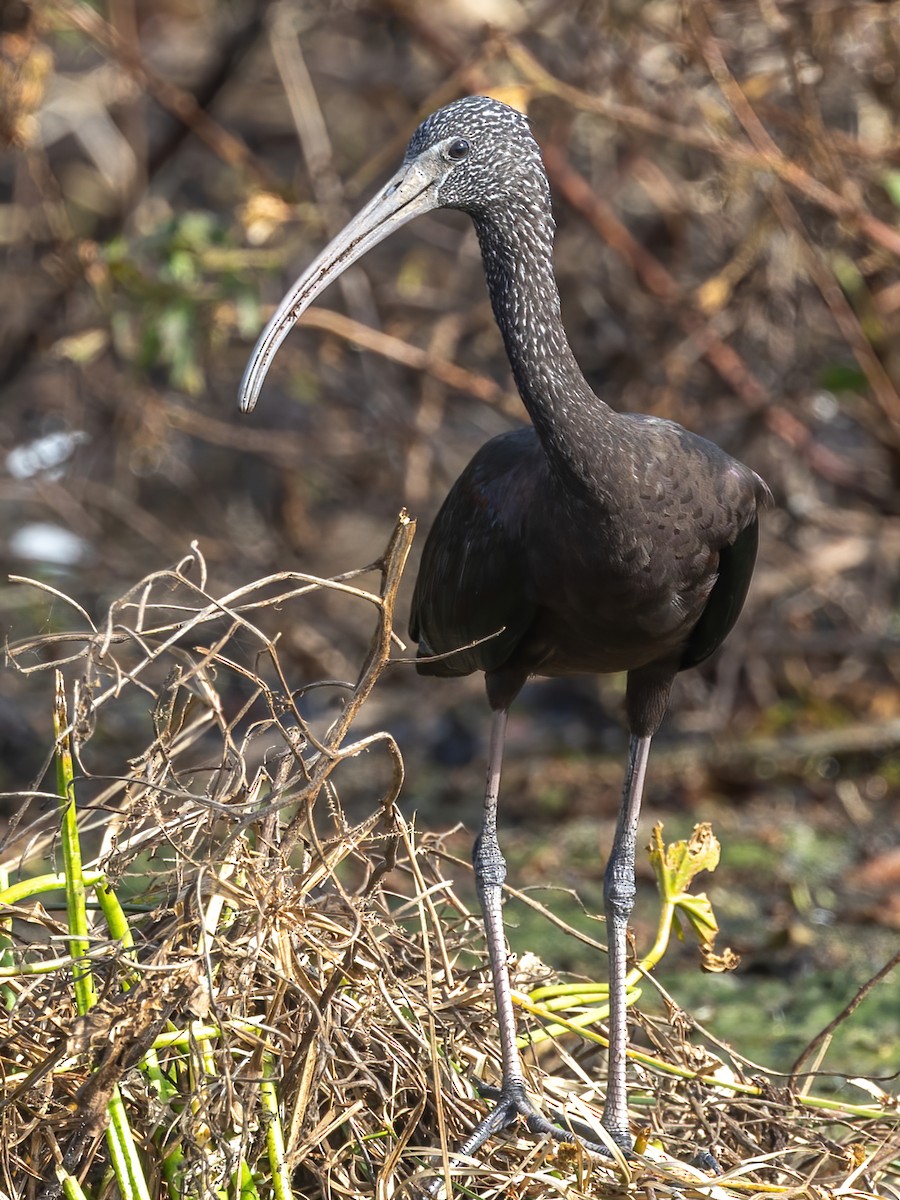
[[107, 1088, 152, 1200], [152, 1023, 224, 1050], [234, 1159, 260, 1199], [95, 872, 184, 1198], [54, 672, 96, 1016], [56, 1166, 90, 1200], [0, 954, 101, 979], [53, 673, 151, 1200], [1, 871, 106, 906], [514, 992, 891, 1120], [162, 1145, 185, 1200], [0, 866, 15, 1009], [261, 1052, 294, 1200], [517, 981, 640, 1048]]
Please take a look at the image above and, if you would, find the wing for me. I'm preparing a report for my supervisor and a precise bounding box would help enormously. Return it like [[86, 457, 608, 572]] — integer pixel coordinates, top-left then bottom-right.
[[679, 516, 759, 670], [619, 415, 771, 674], [410, 426, 544, 679], [679, 459, 772, 671]]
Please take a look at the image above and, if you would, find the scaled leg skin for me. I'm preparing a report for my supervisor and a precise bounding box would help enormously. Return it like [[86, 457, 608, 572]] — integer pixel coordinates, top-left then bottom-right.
[[599, 733, 652, 1147], [457, 708, 614, 1161]]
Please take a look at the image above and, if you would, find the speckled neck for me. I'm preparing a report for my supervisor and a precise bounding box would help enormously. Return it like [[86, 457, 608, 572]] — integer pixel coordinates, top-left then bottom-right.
[[472, 196, 618, 493]]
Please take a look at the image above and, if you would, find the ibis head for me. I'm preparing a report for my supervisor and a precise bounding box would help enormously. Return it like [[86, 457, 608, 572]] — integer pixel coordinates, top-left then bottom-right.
[[239, 96, 550, 414]]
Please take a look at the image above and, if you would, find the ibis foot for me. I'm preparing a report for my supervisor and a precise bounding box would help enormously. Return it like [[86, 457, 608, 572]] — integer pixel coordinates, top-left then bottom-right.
[[456, 1078, 627, 1161]]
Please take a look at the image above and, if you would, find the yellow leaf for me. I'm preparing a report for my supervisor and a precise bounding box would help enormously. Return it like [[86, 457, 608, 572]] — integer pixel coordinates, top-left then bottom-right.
[[649, 822, 720, 899], [700, 945, 741, 973], [674, 891, 720, 948]]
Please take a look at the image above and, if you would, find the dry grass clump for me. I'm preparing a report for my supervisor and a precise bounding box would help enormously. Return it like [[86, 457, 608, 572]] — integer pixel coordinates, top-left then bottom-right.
[[1, 516, 897, 1200]]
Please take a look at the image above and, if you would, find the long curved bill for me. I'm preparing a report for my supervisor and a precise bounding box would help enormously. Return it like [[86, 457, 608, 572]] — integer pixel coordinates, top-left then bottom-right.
[[239, 157, 441, 413]]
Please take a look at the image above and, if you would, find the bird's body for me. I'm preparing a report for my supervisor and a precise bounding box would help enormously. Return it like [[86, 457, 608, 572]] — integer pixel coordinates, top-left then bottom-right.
[[239, 94, 770, 1171], [412, 417, 765, 708]]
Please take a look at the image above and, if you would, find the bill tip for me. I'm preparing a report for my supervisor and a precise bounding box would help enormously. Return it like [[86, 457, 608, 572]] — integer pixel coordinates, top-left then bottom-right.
[[238, 359, 263, 413]]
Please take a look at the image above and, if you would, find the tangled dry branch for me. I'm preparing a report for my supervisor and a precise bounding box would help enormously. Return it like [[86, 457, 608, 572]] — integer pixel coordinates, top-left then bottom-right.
[[0, 517, 896, 1199]]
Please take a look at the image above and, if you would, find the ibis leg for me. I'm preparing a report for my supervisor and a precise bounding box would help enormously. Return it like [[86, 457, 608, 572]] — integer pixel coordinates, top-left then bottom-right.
[[600, 733, 652, 1147], [458, 708, 612, 1161]]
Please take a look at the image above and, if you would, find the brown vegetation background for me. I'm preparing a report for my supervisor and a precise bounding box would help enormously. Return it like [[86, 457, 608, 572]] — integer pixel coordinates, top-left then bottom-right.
[[1, 0, 899, 1071]]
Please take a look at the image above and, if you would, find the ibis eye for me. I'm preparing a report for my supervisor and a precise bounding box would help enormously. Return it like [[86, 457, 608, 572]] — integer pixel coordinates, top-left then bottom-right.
[[446, 137, 470, 161]]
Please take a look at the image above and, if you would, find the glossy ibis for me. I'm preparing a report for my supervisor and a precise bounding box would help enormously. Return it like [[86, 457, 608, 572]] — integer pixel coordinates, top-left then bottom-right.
[[239, 95, 771, 1163]]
